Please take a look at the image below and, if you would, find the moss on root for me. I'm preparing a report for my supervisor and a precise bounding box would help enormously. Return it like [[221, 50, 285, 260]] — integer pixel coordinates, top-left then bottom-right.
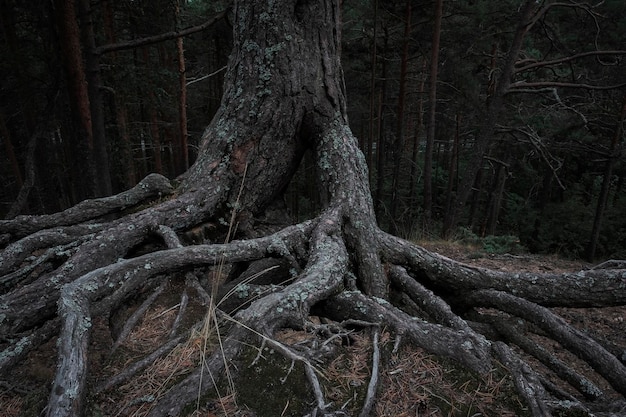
[[234, 344, 315, 416]]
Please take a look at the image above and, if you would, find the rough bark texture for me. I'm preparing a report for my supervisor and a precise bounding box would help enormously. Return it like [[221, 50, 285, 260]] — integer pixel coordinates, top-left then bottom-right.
[[2, 1, 626, 417]]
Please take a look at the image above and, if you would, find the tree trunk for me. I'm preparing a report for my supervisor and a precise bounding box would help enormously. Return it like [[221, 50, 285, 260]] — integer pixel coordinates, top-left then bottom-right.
[[442, 0, 540, 237], [484, 157, 509, 236], [389, 0, 411, 235], [175, 0, 189, 172], [367, 0, 379, 183], [587, 95, 626, 261], [53, 0, 97, 200], [443, 111, 460, 226], [2, 2, 626, 417], [374, 27, 389, 222], [78, 0, 113, 197], [422, 0, 443, 227], [408, 58, 426, 219]]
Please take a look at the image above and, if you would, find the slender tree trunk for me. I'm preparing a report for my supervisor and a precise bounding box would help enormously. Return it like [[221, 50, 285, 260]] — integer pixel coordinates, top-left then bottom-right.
[[141, 47, 164, 175], [467, 167, 483, 230], [53, 0, 97, 200], [374, 28, 389, 220], [367, 0, 379, 183], [442, 0, 540, 237], [78, 0, 113, 197], [101, 0, 136, 188], [484, 158, 509, 236], [587, 95, 626, 261], [176, 0, 189, 172], [443, 112, 460, 225], [408, 58, 426, 215], [422, 0, 443, 229], [177, 36, 189, 171], [389, 0, 411, 234]]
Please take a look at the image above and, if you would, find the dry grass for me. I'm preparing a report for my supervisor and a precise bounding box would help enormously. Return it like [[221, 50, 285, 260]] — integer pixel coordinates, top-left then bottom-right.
[[0, 394, 23, 417], [374, 343, 522, 417], [11, 234, 586, 417], [97, 309, 204, 416]]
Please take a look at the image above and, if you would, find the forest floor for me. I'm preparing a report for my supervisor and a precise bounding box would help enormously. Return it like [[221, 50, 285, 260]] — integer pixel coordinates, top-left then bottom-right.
[[2, 241, 625, 417]]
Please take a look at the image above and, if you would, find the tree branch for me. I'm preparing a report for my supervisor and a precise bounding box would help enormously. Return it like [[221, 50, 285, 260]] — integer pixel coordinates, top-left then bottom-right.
[[509, 81, 626, 90], [515, 50, 626, 73], [95, 9, 228, 55]]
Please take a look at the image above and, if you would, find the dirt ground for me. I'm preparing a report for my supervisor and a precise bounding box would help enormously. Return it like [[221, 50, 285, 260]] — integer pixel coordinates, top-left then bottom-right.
[[1, 242, 625, 417]]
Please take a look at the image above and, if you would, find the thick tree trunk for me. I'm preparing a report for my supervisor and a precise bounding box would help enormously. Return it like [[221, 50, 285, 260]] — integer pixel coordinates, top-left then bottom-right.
[[2, 1, 626, 417]]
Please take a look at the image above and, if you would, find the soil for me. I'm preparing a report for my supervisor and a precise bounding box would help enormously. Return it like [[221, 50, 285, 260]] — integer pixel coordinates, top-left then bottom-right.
[[1, 242, 625, 417]]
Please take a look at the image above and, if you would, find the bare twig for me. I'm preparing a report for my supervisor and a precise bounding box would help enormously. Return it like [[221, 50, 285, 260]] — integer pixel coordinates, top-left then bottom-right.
[[358, 329, 380, 417], [169, 289, 189, 338]]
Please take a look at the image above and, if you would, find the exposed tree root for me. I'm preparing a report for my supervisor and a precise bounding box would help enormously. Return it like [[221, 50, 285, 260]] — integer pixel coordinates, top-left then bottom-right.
[[3, 0, 626, 415], [2, 177, 626, 416], [358, 329, 380, 417]]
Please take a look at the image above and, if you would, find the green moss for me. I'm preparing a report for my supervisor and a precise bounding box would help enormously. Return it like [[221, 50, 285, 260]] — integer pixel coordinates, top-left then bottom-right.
[[235, 344, 314, 416]]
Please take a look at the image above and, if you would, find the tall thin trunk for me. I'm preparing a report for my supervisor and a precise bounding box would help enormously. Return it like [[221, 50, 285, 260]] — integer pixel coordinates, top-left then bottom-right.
[[587, 95, 626, 261], [443, 112, 460, 225], [115, 101, 137, 187], [442, 0, 540, 237], [467, 167, 483, 230], [78, 0, 112, 197], [54, 0, 97, 200], [422, 0, 443, 228], [408, 59, 426, 212], [374, 28, 389, 220], [176, 0, 189, 171], [484, 158, 509, 236], [367, 0, 379, 183], [101, 0, 136, 188], [389, 0, 412, 234]]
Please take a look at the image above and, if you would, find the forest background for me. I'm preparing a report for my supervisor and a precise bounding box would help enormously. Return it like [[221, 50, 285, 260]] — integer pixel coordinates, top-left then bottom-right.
[[1, 0, 625, 261]]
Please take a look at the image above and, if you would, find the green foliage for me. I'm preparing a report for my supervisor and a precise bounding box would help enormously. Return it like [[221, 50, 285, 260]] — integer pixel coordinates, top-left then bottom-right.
[[482, 234, 525, 255], [1, 0, 625, 259], [455, 227, 526, 255]]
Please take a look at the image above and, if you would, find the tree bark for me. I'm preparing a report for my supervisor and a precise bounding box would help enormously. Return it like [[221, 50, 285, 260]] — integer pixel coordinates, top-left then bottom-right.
[[176, 0, 190, 172], [422, 0, 443, 226], [53, 0, 97, 200], [367, 0, 379, 183], [389, 0, 411, 234], [78, 0, 113, 197], [3, 1, 626, 417]]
